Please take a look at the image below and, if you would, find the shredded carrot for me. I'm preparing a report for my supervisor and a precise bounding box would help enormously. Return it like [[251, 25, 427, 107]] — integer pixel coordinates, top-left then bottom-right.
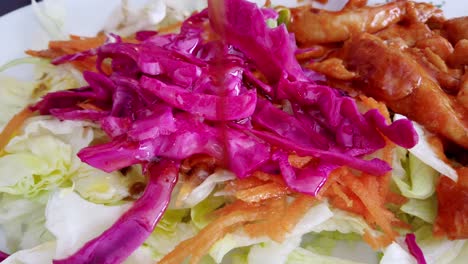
[[363, 230, 394, 250], [158, 21, 184, 34], [159, 200, 270, 264], [48, 35, 107, 51], [76, 102, 104, 111], [224, 176, 266, 194], [252, 171, 286, 185], [244, 196, 288, 242], [0, 108, 34, 155], [288, 154, 314, 168], [279, 194, 316, 233], [26, 34, 126, 73], [235, 182, 290, 203], [385, 192, 408, 205], [341, 172, 397, 239], [330, 183, 353, 207]]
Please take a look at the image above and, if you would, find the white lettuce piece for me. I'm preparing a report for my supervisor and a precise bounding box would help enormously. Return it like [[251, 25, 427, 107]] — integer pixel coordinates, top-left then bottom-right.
[[287, 247, 365, 264], [393, 115, 458, 182], [72, 163, 137, 204], [249, 236, 302, 264], [45, 190, 131, 259], [104, 0, 167, 36], [124, 245, 156, 264], [31, 0, 67, 40], [2, 241, 56, 264], [380, 242, 417, 264], [209, 229, 268, 263], [0, 194, 52, 253], [312, 209, 371, 235], [420, 239, 466, 264], [145, 223, 198, 262], [182, 170, 235, 208]]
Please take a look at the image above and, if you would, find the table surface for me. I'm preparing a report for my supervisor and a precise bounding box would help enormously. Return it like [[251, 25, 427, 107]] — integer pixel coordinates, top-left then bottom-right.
[[0, 0, 40, 17]]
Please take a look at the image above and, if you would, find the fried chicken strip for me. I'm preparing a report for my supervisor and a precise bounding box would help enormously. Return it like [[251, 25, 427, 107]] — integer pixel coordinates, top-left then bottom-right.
[[342, 33, 468, 148], [289, 1, 442, 44]]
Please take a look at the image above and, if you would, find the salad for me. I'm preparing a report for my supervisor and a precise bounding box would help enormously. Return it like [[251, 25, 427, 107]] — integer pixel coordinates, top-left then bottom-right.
[[0, 0, 467, 263]]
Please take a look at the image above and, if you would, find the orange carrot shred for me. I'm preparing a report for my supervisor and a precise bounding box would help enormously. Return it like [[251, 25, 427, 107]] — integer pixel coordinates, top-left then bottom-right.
[[288, 154, 313, 168], [363, 230, 394, 250], [0, 108, 34, 154], [158, 21, 184, 34], [235, 182, 290, 203], [279, 194, 316, 233], [77, 102, 104, 111], [159, 200, 269, 264], [244, 197, 288, 242]]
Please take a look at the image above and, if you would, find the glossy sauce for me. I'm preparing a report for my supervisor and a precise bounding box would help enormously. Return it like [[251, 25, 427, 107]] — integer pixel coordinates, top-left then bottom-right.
[[434, 167, 468, 239]]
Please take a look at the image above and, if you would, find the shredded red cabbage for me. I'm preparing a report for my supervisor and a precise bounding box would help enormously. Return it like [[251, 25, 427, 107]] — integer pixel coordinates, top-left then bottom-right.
[[28, 0, 419, 262], [0, 250, 9, 262], [53, 160, 179, 264], [405, 233, 427, 264]]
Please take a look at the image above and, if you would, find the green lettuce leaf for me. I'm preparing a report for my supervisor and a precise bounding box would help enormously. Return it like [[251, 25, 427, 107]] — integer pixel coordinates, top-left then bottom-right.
[[287, 247, 365, 264], [0, 117, 94, 198], [191, 195, 225, 229], [393, 115, 457, 182], [311, 209, 372, 235], [400, 196, 437, 224], [302, 231, 361, 256], [393, 152, 438, 200], [72, 163, 145, 204]]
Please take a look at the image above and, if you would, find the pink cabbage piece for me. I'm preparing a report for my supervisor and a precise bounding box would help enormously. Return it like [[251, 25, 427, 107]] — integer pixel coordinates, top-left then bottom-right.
[[140, 76, 257, 121], [0, 250, 9, 262], [405, 233, 427, 264], [208, 0, 304, 83], [53, 160, 179, 264]]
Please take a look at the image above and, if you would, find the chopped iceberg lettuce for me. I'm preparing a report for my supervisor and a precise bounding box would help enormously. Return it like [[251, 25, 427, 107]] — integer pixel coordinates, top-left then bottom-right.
[[287, 247, 365, 264], [191, 195, 226, 229], [380, 242, 417, 264], [2, 241, 57, 264], [312, 209, 372, 235], [72, 163, 145, 204], [45, 189, 131, 259], [145, 222, 198, 261], [0, 194, 53, 253], [31, 0, 67, 40], [394, 115, 457, 182], [0, 117, 94, 198], [182, 170, 235, 208], [400, 196, 437, 224], [103, 0, 167, 37], [393, 151, 438, 200], [248, 236, 302, 264]]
